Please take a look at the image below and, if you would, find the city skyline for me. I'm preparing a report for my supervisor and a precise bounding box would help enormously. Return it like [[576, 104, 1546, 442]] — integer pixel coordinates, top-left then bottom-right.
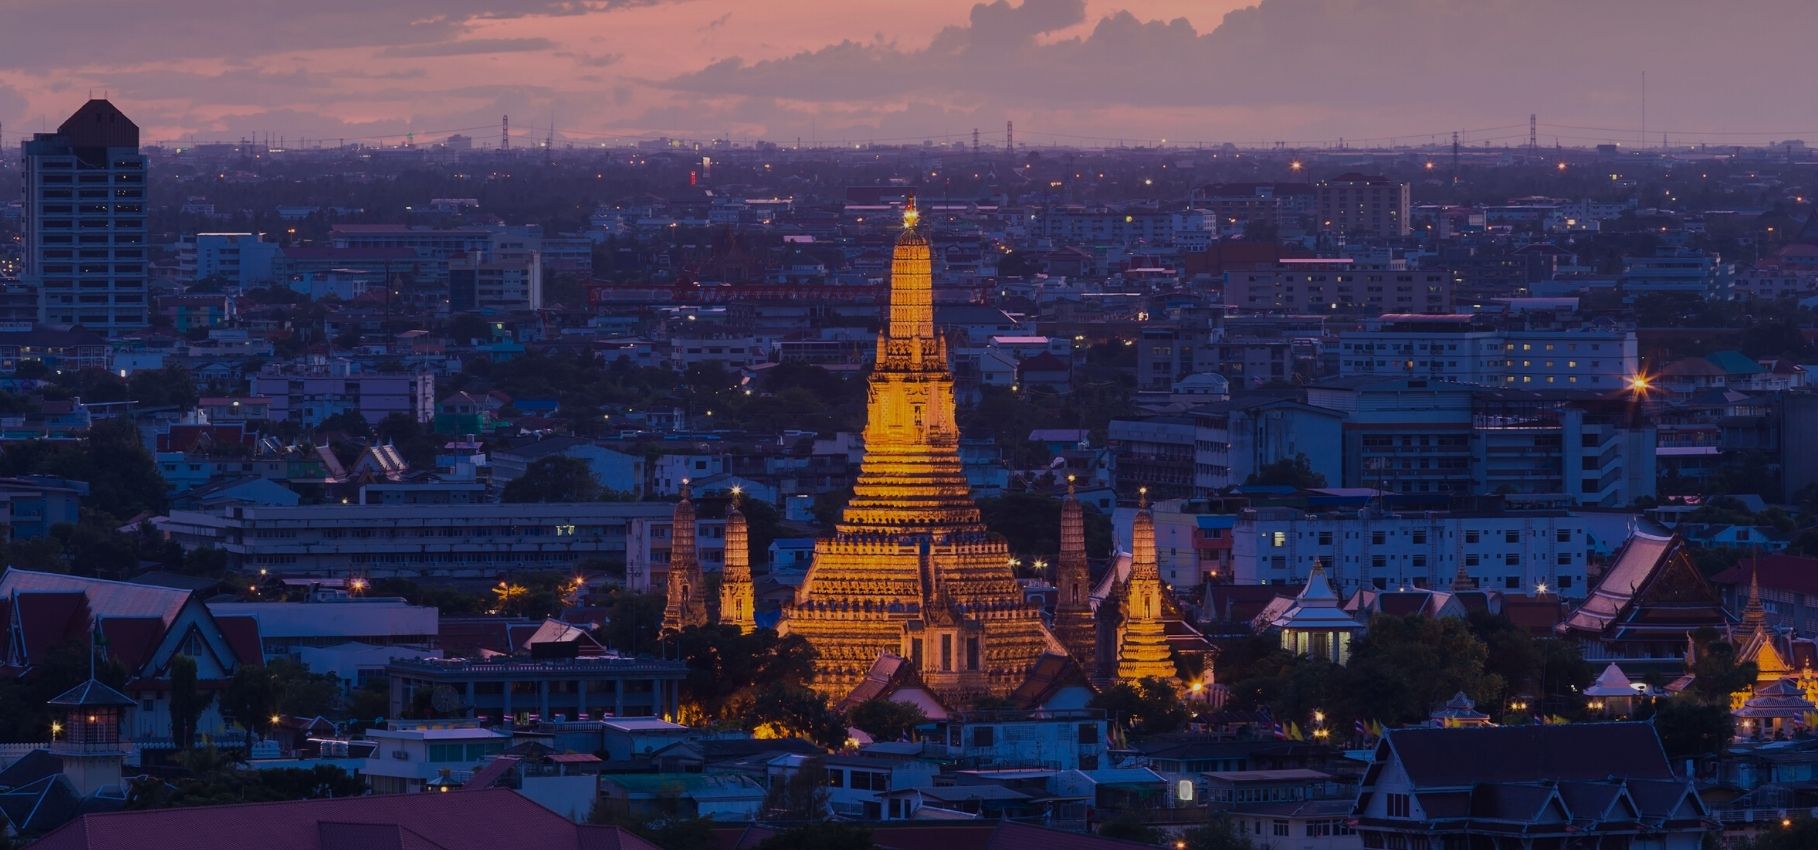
[[4, 0, 1818, 149]]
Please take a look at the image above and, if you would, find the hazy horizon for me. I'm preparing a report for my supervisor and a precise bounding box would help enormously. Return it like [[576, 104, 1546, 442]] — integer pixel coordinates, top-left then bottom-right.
[[4, 0, 1817, 149]]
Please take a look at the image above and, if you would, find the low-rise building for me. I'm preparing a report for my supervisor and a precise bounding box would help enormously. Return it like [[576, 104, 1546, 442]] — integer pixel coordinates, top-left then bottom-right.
[[162, 501, 704, 579], [1354, 723, 1709, 850], [385, 656, 687, 722], [360, 720, 511, 794]]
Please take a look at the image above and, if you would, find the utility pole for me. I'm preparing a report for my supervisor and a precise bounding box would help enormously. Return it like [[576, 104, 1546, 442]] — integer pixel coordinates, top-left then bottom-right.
[[501, 114, 510, 151], [1529, 114, 1538, 154], [1005, 120, 1013, 156], [972, 127, 980, 157], [1450, 130, 1461, 191]]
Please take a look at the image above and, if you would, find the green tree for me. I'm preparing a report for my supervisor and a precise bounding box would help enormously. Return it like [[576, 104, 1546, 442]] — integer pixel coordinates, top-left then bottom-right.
[[1747, 815, 1818, 850], [848, 698, 927, 743], [1640, 698, 1733, 760], [753, 823, 873, 850], [1096, 811, 1162, 844], [1245, 453, 1327, 489], [1184, 813, 1255, 850], [127, 367, 200, 409], [1091, 677, 1189, 736], [598, 591, 665, 656], [743, 684, 847, 750], [1339, 615, 1501, 725], [316, 411, 372, 440], [168, 654, 210, 750], [0, 417, 167, 520], [221, 663, 279, 739], [1687, 628, 1758, 704], [501, 455, 599, 503], [761, 756, 832, 821], [673, 625, 817, 723]]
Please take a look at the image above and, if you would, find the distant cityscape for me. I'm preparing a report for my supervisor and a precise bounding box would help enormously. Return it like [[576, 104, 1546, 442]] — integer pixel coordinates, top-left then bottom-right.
[[0, 92, 1816, 850]]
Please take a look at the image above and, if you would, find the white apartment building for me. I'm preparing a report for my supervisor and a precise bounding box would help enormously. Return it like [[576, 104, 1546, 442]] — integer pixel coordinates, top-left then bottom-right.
[[1338, 319, 1640, 390], [363, 721, 511, 794], [182, 232, 280, 288], [161, 501, 722, 579], [1230, 507, 1591, 597], [249, 361, 435, 425]]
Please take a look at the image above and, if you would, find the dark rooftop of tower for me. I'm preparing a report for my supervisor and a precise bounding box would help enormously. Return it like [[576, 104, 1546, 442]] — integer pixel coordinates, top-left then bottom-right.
[[56, 99, 139, 149]]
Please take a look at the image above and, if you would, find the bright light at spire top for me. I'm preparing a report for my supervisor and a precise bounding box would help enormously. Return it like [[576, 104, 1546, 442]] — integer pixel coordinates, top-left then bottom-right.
[[902, 193, 919, 230]]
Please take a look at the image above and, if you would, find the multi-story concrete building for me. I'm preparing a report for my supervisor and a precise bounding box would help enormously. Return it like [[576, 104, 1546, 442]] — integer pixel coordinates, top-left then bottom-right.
[[21, 99, 149, 334], [249, 360, 434, 426], [1223, 259, 1450, 314], [1622, 248, 1732, 295], [1231, 506, 1591, 597], [449, 248, 542, 312], [1338, 315, 1640, 391], [161, 501, 721, 578], [181, 232, 280, 288], [1107, 410, 1230, 499], [1303, 378, 1654, 506], [1316, 174, 1410, 238]]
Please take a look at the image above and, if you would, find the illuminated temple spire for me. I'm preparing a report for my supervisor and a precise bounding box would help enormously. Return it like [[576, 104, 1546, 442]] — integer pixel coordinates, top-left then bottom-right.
[[661, 480, 708, 634], [718, 488, 756, 633], [1115, 488, 1176, 682], [1053, 476, 1097, 665], [783, 192, 1052, 701]]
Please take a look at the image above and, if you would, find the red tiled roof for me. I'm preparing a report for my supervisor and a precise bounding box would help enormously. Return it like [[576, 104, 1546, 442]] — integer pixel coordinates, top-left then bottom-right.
[[713, 822, 1160, 850], [99, 617, 165, 672], [214, 615, 264, 666], [15, 593, 89, 664], [32, 788, 659, 850]]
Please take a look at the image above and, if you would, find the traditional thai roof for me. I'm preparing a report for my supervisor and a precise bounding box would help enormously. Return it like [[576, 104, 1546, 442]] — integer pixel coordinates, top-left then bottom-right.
[[1583, 664, 1640, 698], [1558, 533, 1733, 639], [1735, 679, 1816, 719], [1271, 563, 1364, 633]]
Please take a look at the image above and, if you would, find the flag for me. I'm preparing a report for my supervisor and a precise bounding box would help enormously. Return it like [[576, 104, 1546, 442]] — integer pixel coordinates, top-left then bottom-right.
[[1370, 719, 1385, 738], [1354, 719, 1368, 738], [1289, 721, 1305, 742], [1271, 722, 1287, 740]]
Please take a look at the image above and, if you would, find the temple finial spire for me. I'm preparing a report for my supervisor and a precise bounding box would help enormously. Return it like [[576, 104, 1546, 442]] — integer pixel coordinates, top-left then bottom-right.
[[903, 192, 919, 230], [1743, 555, 1766, 630]]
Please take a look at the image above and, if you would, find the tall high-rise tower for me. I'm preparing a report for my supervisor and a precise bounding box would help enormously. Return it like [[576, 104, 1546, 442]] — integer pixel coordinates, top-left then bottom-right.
[[783, 195, 1052, 702], [718, 488, 756, 633], [1052, 476, 1097, 664], [1115, 489, 1176, 681], [660, 481, 709, 634], [22, 100, 149, 334]]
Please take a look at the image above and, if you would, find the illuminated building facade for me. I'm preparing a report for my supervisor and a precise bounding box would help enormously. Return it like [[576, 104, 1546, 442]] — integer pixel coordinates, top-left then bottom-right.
[[718, 492, 756, 633], [1114, 492, 1176, 681], [783, 197, 1052, 702]]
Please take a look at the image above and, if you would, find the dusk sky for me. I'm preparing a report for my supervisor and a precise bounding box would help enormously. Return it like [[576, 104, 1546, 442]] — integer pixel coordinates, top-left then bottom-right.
[[3, 0, 1817, 149]]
